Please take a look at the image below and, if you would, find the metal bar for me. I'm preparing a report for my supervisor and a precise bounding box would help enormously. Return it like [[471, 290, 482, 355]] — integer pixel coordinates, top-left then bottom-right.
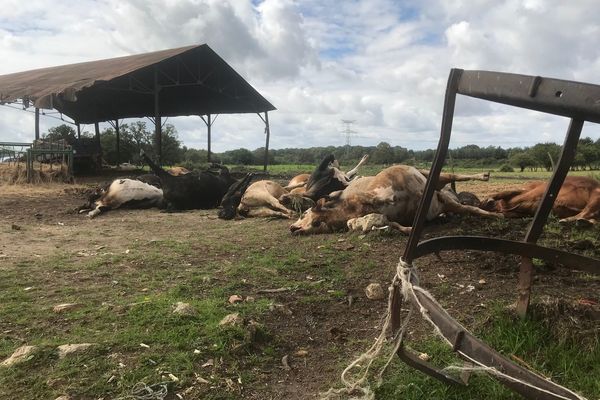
[[403, 68, 463, 264], [76, 123, 81, 140], [115, 120, 120, 166], [263, 111, 270, 172], [397, 345, 464, 386], [207, 114, 212, 163], [457, 70, 600, 123], [391, 68, 462, 332], [525, 119, 584, 242], [516, 118, 584, 316], [154, 66, 162, 165], [94, 122, 100, 144], [413, 236, 599, 274], [406, 284, 583, 400], [34, 108, 40, 141]]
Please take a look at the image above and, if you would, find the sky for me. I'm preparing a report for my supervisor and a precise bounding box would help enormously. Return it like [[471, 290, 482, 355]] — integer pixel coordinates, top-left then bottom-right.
[[1, 0, 600, 152]]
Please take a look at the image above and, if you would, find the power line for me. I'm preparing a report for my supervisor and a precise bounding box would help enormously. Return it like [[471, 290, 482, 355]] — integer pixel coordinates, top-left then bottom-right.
[[341, 119, 357, 147]]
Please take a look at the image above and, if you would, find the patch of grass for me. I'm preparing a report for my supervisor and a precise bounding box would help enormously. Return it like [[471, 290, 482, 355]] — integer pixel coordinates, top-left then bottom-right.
[[375, 305, 598, 399]]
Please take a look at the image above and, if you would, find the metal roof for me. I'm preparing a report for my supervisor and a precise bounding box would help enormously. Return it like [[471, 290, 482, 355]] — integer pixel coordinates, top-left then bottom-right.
[[0, 44, 275, 123]]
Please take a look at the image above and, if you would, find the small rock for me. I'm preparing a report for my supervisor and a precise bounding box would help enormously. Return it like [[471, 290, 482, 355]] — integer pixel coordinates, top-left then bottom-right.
[[244, 296, 255, 303], [365, 283, 385, 300], [281, 354, 291, 370], [54, 396, 71, 400], [219, 313, 242, 326], [139, 343, 150, 348], [418, 352, 430, 361], [201, 359, 214, 368], [173, 302, 196, 316], [1, 345, 36, 367], [228, 295, 243, 304], [53, 303, 82, 313], [11, 224, 21, 231], [23, 287, 33, 291], [294, 349, 308, 357], [478, 279, 487, 285], [57, 343, 94, 359]]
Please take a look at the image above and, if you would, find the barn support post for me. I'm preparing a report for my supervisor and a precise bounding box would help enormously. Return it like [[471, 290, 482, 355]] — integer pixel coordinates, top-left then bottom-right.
[[200, 114, 214, 162], [263, 111, 270, 172], [154, 67, 162, 165], [76, 123, 81, 139], [515, 117, 584, 317], [34, 108, 40, 141], [207, 114, 212, 162], [115, 119, 120, 167], [94, 122, 100, 145]]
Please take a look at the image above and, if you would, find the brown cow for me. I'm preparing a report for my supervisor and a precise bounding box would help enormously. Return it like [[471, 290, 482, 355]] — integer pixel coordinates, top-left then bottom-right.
[[290, 165, 500, 234], [238, 180, 297, 218], [480, 175, 600, 225]]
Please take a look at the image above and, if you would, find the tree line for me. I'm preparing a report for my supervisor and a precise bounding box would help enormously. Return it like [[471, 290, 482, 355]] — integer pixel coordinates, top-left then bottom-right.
[[44, 123, 600, 171]]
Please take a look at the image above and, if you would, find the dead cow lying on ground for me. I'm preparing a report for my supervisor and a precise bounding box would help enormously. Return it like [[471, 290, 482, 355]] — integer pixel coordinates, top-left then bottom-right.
[[290, 165, 498, 234], [218, 154, 370, 220], [80, 178, 164, 218], [480, 175, 600, 225]]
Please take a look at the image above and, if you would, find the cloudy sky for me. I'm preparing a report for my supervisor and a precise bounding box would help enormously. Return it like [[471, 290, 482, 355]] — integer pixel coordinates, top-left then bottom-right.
[[1, 0, 600, 152]]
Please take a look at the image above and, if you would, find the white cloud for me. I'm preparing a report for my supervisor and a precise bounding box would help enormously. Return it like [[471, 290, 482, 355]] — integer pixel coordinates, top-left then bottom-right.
[[1, 0, 599, 153]]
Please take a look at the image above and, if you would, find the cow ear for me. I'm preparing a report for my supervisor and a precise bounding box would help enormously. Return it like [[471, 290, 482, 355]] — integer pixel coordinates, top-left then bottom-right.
[[314, 198, 326, 210]]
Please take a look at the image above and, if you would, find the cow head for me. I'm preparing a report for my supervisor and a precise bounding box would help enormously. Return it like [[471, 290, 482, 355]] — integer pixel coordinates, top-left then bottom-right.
[[479, 198, 500, 212], [218, 173, 254, 220], [289, 198, 354, 235], [303, 154, 348, 200]]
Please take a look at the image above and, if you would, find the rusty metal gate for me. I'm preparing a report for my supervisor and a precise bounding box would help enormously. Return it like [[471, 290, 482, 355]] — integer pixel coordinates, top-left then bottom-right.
[[391, 69, 600, 399]]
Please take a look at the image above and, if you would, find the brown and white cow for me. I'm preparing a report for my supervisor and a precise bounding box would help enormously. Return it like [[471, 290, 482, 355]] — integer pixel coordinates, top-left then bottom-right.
[[218, 155, 369, 219], [290, 165, 500, 234], [480, 175, 600, 225]]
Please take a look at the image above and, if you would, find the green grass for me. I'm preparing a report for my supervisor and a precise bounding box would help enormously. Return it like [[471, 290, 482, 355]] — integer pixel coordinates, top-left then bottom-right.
[[1, 209, 598, 399], [375, 305, 599, 399]]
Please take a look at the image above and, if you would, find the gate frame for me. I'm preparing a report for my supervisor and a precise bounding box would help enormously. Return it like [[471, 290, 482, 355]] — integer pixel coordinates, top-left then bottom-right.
[[391, 69, 600, 400]]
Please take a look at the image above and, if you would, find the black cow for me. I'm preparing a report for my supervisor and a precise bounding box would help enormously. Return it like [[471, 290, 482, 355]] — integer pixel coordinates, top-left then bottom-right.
[[141, 152, 235, 210]]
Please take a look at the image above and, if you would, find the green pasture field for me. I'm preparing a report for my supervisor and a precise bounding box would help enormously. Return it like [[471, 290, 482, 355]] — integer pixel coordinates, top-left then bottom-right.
[[0, 173, 598, 399]]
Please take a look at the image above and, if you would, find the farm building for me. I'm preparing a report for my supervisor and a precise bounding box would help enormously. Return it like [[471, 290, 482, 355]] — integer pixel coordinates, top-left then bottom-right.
[[0, 44, 275, 172]]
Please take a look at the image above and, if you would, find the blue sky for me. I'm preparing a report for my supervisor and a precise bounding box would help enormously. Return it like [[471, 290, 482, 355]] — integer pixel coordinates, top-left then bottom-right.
[[1, 0, 599, 152]]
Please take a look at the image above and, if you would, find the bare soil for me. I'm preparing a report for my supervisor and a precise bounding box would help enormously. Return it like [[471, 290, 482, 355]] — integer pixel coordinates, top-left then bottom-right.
[[0, 176, 598, 399]]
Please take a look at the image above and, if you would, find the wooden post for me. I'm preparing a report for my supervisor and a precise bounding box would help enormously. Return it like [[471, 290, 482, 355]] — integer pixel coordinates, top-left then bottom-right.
[[76, 123, 81, 139], [207, 114, 212, 163], [115, 119, 120, 167], [94, 122, 100, 145], [34, 108, 40, 141], [154, 67, 162, 165], [263, 111, 270, 172]]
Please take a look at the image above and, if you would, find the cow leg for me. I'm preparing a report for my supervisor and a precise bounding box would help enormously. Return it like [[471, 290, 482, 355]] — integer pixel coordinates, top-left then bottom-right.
[[419, 170, 490, 190], [345, 155, 369, 180], [388, 221, 412, 235], [437, 191, 502, 218], [245, 207, 292, 219], [264, 196, 295, 216], [88, 205, 110, 219], [558, 189, 600, 225]]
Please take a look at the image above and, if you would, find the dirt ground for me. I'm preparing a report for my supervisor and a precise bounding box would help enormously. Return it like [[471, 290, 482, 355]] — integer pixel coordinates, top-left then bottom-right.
[[0, 175, 598, 399]]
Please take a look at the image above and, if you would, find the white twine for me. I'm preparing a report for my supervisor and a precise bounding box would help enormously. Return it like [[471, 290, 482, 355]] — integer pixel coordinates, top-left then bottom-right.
[[115, 381, 169, 400], [320, 257, 588, 400]]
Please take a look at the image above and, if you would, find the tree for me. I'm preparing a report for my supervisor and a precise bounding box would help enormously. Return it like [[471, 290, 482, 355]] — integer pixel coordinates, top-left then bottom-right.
[[510, 152, 536, 172], [528, 143, 561, 171], [371, 142, 395, 164], [44, 124, 77, 144]]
